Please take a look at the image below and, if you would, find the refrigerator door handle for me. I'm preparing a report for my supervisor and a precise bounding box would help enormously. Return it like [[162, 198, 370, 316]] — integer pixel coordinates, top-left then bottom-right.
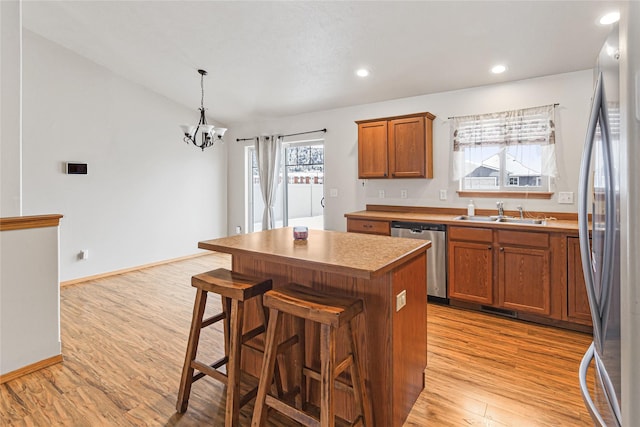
[[578, 73, 604, 350], [597, 99, 616, 340], [580, 343, 608, 427]]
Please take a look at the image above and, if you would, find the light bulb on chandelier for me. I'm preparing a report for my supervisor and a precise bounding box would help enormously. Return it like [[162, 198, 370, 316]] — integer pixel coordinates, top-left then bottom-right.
[[180, 69, 227, 151]]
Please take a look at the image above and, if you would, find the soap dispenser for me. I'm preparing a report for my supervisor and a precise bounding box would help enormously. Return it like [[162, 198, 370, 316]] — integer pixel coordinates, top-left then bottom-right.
[[467, 200, 475, 216]]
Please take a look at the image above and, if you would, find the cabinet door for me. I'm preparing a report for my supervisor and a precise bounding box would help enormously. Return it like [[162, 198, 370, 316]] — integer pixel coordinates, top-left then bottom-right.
[[358, 120, 388, 178], [448, 240, 493, 304], [388, 116, 426, 178], [498, 246, 551, 315], [567, 237, 592, 325]]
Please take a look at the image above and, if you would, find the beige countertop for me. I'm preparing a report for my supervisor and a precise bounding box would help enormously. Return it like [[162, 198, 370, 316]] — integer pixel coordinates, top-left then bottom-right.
[[345, 209, 580, 233], [199, 227, 430, 279]]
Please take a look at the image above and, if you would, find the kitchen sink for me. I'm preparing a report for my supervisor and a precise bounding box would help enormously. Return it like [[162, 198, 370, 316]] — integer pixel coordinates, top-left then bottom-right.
[[453, 215, 496, 222], [454, 215, 546, 225], [495, 217, 546, 225]]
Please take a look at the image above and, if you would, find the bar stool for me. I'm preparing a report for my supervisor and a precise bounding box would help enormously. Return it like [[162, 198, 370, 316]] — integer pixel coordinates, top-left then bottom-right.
[[176, 268, 282, 427], [252, 283, 373, 427]]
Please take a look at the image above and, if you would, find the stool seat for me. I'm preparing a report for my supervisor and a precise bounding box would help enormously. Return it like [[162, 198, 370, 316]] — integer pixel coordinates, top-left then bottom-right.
[[252, 284, 372, 427], [263, 284, 363, 328], [192, 268, 272, 301]]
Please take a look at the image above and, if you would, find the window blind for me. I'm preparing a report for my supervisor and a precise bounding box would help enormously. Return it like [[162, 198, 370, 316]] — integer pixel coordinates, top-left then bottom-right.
[[452, 105, 556, 150]]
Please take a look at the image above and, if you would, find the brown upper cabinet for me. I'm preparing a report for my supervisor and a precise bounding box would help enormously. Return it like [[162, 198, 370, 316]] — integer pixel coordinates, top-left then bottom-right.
[[356, 112, 435, 179]]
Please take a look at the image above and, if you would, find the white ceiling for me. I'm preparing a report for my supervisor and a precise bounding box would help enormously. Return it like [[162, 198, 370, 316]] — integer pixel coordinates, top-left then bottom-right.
[[21, 1, 622, 125]]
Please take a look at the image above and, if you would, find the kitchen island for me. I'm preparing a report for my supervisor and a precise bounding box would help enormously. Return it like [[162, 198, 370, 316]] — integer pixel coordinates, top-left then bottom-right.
[[199, 227, 430, 427]]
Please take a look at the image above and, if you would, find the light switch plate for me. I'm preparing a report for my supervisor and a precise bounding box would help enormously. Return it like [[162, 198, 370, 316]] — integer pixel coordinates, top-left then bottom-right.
[[558, 192, 574, 204], [396, 290, 407, 312], [378, 190, 385, 199], [439, 189, 447, 200], [400, 189, 408, 199], [329, 188, 338, 197]]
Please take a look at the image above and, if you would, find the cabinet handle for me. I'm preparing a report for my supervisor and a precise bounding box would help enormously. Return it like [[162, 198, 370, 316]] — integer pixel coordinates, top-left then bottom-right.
[[363, 224, 372, 228], [487, 246, 492, 250], [500, 247, 504, 252]]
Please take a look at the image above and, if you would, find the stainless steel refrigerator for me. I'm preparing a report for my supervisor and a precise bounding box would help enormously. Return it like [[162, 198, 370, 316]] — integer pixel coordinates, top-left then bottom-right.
[[578, 5, 640, 425]]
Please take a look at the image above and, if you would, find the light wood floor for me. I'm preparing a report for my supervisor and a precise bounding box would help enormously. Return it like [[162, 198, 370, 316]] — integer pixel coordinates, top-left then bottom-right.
[[1, 253, 594, 426]]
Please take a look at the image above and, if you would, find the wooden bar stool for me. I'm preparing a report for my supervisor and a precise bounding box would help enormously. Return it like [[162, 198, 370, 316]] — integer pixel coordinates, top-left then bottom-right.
[[176, 268, 281, 427], [252, 283, 373, 427]]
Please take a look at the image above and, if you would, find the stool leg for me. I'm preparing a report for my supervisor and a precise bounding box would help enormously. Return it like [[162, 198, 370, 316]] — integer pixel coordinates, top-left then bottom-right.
[[348, 320, 373, 426], [225, 299, 244, 427], [320, 324, 336, 427], [221, 296, 232, 359], [293, 316, 306, 410], [176, 288, 208, 413], [251, 308, 281, 427], [257, 295, 284, 398]]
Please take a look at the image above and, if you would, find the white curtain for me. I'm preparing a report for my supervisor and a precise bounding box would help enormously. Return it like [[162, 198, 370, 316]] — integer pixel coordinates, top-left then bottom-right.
[[255, 135, 282, 230], [450, 104, 557, 181]]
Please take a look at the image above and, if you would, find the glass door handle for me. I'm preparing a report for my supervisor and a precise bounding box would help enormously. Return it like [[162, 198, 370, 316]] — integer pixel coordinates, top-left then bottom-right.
[[320, 197, 325, 208]]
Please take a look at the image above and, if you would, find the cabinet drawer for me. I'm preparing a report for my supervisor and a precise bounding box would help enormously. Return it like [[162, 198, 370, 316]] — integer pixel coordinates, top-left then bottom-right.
[[497, 230, 549, 248], [347, 218, 390, 235], [449, 226, 492, 243]]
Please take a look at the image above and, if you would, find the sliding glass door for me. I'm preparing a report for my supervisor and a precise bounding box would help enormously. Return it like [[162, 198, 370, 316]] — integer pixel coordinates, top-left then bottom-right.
[[247, 140, 324, 232]]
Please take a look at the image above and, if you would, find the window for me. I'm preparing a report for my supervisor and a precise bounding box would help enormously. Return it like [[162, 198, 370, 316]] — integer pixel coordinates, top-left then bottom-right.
[[451, 105, 557, 194]]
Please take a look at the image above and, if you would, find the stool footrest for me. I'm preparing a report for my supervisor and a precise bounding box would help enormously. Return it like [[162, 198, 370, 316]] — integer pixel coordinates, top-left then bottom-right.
[[266, 394, 319, 427], [239, 385, 259, 408], [191, 358, 228, 384], [303, 367, 355, 394], [201, 311, 225, 328], [241, 325, 265, 344], [334, 354, 354, 378]]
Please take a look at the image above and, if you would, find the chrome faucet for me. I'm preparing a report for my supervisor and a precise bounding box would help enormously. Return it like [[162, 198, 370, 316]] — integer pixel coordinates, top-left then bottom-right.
[[517, 205, 524, 219], [497, 201, 504, 217]]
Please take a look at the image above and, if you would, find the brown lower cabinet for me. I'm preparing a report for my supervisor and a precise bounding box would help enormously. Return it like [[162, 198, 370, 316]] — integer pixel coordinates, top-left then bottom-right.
[[567, 236, 593, 325], [346, 217, 591, 329], [448, 226, 552, 316], [497, 230, 551, 316], [448, 226, 494, 304]]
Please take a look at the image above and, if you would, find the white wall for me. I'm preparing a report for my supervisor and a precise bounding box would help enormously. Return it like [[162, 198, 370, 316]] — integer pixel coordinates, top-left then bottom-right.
[[226, 70, 593, 233], [1, 225, 60, 375], [0, 0, 22, 216], [21, 31, 228, 282]]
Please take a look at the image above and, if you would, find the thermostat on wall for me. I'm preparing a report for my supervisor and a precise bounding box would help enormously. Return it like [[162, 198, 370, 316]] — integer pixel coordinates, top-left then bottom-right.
[[66, 162, 88, 175]]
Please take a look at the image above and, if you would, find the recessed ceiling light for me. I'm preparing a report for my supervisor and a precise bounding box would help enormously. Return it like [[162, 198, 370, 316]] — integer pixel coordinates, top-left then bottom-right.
[[356, 68, 370, 77], [599, 11, 620, 25], [491, 64, 507, 74]]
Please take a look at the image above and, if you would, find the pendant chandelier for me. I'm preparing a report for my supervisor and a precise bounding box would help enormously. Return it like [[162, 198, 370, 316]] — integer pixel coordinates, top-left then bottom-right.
[[180, 69, 227, 151]]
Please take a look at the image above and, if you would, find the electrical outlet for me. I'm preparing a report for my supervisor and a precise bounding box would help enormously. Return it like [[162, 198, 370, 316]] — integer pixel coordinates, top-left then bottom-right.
[[235, 226, 242, 234], [439, 189, 447, 201], [378, 190, 385, 199], [79, 249, 89, 260], [400, 189, 408, 199], [396, 290, 407, 312], [329, 188, 338, 197], [558, 192, 574, 204]]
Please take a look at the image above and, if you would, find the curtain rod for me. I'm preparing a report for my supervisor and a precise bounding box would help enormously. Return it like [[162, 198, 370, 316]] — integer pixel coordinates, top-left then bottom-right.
[[236, 128, 327, 142], [446, 103, 560, 120]]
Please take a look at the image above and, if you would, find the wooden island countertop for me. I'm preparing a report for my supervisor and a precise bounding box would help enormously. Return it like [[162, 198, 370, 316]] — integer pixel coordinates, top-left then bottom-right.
[[198, 227, 430, 279], [199, 227, 430, 427]]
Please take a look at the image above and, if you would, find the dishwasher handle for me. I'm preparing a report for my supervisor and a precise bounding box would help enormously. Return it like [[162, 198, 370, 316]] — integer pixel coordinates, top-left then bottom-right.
[[391, 221, 447, 232]]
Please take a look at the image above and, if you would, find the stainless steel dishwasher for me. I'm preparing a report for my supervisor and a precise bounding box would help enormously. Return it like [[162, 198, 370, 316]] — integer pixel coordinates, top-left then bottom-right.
[[391, 221, 447, 303]]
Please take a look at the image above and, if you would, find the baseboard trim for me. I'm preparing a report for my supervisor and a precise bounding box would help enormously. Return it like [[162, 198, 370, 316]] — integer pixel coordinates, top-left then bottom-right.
[[0, 354, 63, 384], [60, 252, 213, 287]]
